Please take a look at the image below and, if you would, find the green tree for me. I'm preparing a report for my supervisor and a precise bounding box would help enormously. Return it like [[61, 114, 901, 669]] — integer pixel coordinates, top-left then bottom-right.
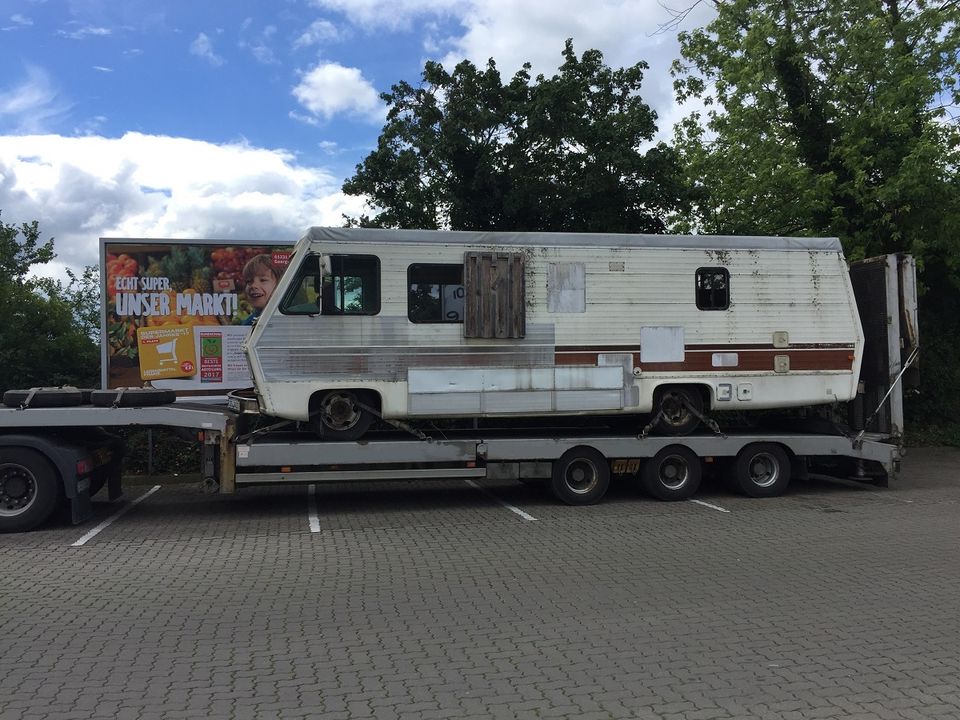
[[671, 0, 960, 434], [0, 212, 100, 392], [344, 40, 694, 232], [671, 0, 960, 261]]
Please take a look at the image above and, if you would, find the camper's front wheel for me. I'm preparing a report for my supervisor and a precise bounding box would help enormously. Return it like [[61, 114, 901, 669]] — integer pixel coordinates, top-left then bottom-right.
[[311, 390, 375, 441], [551, 447, 610, 505], [652, 386, 703, 436]]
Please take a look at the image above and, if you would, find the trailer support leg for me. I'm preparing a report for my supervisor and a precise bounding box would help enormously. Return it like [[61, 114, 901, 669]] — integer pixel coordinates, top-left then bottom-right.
[[218, 422, 237, 495]]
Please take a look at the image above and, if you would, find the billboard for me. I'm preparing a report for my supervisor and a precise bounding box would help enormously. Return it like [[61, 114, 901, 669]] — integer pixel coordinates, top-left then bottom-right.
[[101, 239, 293, 393]]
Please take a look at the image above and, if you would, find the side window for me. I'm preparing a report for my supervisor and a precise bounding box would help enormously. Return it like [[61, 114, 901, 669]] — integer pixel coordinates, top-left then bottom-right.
[[280, 254, 380, 316], [280, 254, 322, 315], [325, 255, 380, 315], [408, 264, 464, 323], [696, 267, 730, 310]]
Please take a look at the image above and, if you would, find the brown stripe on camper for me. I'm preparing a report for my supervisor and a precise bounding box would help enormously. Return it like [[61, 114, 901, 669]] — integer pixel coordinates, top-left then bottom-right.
[[554, 345, 856, 372]]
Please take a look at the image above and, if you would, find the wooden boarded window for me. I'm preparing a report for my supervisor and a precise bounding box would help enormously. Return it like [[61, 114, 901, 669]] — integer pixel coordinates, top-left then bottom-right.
[[464, 251, 526, 339]]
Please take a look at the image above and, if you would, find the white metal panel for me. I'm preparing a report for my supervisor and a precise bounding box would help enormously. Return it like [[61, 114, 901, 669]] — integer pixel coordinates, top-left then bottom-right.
[[408, 367, 555, 393], [553, 366, 623, 390], [547, 262, 586, 313], [554, 390, 624, 411], [640, 327, 685, 363], [712, 353, 739, 368], [408, 392, 481, 415], [482, 391, 553, 414]]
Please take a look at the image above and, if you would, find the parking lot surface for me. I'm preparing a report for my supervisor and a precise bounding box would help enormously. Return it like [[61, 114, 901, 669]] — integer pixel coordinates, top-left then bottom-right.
[[1, 447, 958, 720]]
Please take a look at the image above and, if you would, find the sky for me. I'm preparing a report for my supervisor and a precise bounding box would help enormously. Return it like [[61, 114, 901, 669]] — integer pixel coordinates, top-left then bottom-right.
[[0, 0, 715, 275]]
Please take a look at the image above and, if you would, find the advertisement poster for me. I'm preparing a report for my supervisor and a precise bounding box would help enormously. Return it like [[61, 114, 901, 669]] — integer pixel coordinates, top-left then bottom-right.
[[102, 240, 293, 393]]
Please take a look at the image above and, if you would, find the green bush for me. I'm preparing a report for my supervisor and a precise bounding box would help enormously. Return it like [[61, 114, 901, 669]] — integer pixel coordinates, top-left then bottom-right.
[[119, 428, 201, 476]]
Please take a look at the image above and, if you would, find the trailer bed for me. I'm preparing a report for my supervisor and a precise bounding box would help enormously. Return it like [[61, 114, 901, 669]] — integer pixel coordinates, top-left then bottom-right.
[[0, 401, 902, 532]]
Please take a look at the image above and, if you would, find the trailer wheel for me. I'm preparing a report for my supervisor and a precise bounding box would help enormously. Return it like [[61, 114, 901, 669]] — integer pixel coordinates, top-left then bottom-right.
[[0, 448, 60, 533], [734, 443, 791, 497], [641, 445, 702, 501], [652, 386, 703, 436], [311, 390, 375, 441], [551, 447, 610, 505]]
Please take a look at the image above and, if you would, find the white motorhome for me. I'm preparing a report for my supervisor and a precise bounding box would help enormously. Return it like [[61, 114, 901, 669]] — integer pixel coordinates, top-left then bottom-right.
[[245, 228, 863, 439]]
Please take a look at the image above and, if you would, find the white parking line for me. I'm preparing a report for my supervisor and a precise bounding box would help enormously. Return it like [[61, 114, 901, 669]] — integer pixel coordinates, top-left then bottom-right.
[[307, 484, 321, 533], [689, 498, 730, 513], [70, 485, 162, 547], [464, 479, 539, 521]]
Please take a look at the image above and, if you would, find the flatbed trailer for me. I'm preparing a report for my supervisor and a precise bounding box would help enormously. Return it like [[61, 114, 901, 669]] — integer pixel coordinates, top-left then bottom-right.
[[0, 251, 917, 532], [0, 399, 902, 532]]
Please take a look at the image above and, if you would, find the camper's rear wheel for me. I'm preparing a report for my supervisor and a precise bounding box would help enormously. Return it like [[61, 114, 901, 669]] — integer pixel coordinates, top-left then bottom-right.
[[551, 447, 610, 505], [652, 386, 703, 436], [733, 443, 791, 497], [311, 390, 375, 441]]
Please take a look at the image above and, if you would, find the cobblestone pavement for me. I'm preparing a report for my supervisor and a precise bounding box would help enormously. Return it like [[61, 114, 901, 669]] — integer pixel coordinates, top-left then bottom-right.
[[1, 447, 958, 720]]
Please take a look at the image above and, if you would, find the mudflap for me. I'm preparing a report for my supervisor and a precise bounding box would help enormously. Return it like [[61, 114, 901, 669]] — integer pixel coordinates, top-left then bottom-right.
[[70, 482, 93, 525], [107, 460, 123, 502]]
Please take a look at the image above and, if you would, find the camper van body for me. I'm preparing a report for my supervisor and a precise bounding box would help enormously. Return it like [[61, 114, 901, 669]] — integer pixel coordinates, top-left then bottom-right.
[[245, 228, 863, 428]]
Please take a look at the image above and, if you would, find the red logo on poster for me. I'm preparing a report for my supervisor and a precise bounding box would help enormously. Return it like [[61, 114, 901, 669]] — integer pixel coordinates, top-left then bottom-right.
[[180, 360, 195, 373]]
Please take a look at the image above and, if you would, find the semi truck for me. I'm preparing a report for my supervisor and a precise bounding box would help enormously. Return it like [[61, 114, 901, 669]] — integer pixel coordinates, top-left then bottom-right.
[[0, 231, 918, 533]]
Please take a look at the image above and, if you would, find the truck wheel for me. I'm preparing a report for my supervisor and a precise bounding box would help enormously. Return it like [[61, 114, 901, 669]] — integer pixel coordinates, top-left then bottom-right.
[[551, 447, 610, 505], [311, 390, 375, 441], [2, 387, 83, 408], [91, 388, 176, 407], [641, 445, 702, 501], [734, 443, 791, 497], [652, 386, 703, 436], [0, 448, 60, 532]]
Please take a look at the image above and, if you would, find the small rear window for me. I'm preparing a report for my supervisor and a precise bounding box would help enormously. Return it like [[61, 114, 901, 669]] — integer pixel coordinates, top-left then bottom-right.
[[696, 267, 730, 310]]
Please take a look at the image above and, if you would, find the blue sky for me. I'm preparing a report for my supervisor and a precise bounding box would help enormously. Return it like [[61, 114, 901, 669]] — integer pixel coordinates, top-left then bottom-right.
[[0, 0, 714, 273]]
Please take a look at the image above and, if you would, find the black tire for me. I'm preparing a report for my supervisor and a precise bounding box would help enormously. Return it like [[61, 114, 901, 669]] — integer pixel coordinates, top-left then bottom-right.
[[734, 443, 791, 497], [641, 445, 702, 501], [652, 386, 704, 436], [90, 388, 177, 408], [0, 448, 61, 532], [2, 387, 83, 409], [551, 447, 610, 505], [310, 390, 375, 441]]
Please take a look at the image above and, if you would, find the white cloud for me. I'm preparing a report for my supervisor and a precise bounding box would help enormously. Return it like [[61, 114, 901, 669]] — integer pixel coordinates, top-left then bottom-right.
[[2, 14, 33, 30], [292, 63, 383, 122], [92, 66, 113, 73], [0, 132, 367, 272], [239, 20, 279, 64], [0, 65, 70, 134], [57, 23, 112, 39], [289, 110, 320, 127], [293, 18, 341, 48], [309, 0, 466, 31], [309, 0, 716, 142], [190, 32, 225, 66], [438, 0, 716, 142]]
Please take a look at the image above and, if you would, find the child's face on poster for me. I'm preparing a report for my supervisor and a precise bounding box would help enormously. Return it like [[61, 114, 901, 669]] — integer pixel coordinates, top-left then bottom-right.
[[247, 271, 278, 310]]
